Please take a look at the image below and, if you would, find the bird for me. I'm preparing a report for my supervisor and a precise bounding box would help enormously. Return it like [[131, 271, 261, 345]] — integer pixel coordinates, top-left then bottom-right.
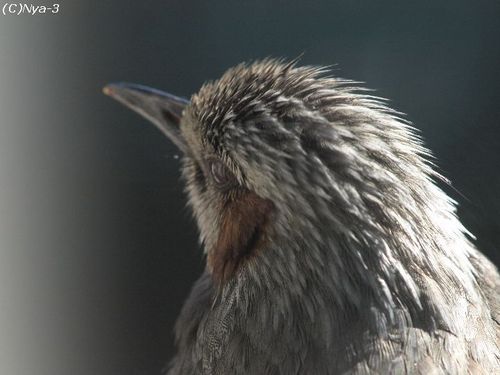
[[104, 59, 500, 374]]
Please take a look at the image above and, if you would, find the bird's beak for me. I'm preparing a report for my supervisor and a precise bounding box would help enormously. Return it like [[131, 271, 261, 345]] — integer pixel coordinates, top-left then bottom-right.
[[103, 82, 189, 152]]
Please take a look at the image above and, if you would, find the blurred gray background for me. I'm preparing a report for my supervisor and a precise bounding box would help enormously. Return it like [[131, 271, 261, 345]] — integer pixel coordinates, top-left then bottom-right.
[[0, 1, 499, 374]]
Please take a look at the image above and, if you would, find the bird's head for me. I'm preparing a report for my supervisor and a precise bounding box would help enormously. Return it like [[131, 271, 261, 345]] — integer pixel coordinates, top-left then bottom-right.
[[104, 59, 474, 314]]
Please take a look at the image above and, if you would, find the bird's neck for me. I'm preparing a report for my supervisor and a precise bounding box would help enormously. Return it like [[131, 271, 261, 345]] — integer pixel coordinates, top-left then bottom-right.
[[231, 180, 480, 338]]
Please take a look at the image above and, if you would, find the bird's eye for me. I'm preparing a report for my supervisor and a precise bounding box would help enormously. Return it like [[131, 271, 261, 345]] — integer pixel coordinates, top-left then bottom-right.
[[209, 159, 238, 190]]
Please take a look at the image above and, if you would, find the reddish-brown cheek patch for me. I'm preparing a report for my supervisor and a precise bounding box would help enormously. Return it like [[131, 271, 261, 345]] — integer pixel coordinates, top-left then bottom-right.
[[207, 191, 274, 284]]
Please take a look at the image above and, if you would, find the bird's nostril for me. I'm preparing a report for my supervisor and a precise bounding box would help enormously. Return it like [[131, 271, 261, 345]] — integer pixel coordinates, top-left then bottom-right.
[[161, 108, 180, 125]]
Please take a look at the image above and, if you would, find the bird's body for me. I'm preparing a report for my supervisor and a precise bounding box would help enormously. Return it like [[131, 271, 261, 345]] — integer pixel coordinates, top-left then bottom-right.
[[104, 59, 500, 374]]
